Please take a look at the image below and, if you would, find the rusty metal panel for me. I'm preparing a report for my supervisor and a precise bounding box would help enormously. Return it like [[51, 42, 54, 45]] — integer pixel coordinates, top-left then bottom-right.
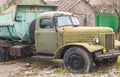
[[17, 5, 56, 13]]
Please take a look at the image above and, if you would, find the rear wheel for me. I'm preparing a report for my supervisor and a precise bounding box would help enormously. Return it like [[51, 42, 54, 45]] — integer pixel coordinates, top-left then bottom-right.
[[94, 57, 118, 66], [63, 47, 93, 73], [0, 48, 5, 62], [4, 47, 10, 61], [0, 47, 10, 62]]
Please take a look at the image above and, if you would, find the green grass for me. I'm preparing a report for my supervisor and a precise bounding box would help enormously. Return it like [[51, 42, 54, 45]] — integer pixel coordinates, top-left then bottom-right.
[[15, 57, 120, 77], [115, 57, 120, 67], [32, 57, 120, 76], [54, 68, 68, 74]]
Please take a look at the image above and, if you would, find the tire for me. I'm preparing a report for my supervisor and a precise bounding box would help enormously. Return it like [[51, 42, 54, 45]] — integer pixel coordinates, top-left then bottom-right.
[[63, 47, 93, 73], [0, 48, 5, 62], [4, 47, 10, 61], [94, 57, 118, 66], [29, 19, 36, 41]]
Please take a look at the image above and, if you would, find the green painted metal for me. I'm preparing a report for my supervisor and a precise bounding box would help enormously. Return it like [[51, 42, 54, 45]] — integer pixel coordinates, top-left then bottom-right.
[[0, 5, 57, 43], [96, 13, 119, 32]]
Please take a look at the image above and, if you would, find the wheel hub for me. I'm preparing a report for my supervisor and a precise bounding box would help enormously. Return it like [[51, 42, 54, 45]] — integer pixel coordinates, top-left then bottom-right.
[[68, 53, 85, 70]]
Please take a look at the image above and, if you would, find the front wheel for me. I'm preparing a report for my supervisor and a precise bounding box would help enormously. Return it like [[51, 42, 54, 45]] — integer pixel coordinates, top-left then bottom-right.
[[63, 47, 93, 73]]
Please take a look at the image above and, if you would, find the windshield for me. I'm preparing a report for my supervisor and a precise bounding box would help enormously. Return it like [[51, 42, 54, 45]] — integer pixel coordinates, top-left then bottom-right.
[[57, 16, 80, 27]]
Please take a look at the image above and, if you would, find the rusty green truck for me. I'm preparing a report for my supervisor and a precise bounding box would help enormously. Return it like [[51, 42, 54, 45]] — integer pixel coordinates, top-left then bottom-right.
[[0, 4, 120, 73]]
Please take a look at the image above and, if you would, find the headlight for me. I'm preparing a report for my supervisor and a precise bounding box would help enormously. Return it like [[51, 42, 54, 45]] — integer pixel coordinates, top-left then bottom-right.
[[95, 37, 100, 44]]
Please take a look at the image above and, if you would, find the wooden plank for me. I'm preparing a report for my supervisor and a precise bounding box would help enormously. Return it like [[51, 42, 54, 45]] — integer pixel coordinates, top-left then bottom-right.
[[115, 32, 120, 40]]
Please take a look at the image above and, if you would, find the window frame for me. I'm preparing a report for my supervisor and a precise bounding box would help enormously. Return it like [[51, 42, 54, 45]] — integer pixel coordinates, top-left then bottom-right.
[[39, 18, 53, 29]]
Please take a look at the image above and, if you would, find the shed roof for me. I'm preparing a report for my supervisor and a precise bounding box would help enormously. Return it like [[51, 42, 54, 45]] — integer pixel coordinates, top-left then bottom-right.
[[89, 0, 114, 6], [46, 0, 92, 12], [9, 0, 46, 5]]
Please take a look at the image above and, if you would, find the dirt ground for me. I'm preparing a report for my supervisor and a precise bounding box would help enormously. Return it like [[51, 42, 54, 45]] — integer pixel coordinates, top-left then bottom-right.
[[0, 54, 120, 77]]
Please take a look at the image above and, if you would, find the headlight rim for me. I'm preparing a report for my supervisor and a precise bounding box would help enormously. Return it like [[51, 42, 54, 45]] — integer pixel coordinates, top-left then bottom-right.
[[95, 37, 100, 44]]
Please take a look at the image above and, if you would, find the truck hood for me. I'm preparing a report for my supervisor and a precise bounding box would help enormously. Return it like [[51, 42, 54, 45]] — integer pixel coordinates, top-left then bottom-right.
[[63, 26, 113, 33], [61, 26, 114, 45]]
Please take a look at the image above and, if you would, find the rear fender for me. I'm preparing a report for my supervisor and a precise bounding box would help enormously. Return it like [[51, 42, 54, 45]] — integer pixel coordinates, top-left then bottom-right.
[[54, 43, 104, 59]]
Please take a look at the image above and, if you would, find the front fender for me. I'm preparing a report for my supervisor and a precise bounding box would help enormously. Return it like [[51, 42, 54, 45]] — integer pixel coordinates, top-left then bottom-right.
[[54, 43, 104, 59]]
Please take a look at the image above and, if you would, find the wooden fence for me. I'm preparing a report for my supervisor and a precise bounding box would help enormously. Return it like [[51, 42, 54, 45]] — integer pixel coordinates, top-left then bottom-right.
[[115, 32, 120, 40]]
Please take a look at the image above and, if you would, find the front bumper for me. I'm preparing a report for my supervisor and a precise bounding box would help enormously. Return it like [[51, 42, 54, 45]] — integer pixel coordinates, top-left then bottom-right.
[[95, 50, 120, 60]]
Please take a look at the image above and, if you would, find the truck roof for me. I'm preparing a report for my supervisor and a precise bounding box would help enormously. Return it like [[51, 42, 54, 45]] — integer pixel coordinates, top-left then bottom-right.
[[39, 11, 72, 18]]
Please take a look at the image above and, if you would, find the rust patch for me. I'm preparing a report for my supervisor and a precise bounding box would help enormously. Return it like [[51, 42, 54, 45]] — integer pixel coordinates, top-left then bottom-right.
[[10, 45, 32, 57]]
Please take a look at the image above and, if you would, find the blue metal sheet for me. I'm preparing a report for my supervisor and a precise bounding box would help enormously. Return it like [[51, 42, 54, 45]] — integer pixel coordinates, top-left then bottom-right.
[[0, 13, 14, 26]]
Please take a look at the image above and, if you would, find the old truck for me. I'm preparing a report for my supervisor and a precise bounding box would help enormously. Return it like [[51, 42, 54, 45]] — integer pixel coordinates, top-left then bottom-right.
[[0, 4, 120, 73]]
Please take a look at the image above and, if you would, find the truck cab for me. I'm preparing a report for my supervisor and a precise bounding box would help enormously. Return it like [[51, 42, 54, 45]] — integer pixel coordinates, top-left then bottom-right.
[[35, 12, 77, 53], [35, 12, 120, 73]]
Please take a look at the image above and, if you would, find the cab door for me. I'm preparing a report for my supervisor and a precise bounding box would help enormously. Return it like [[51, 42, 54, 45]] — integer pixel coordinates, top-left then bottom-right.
[[35, 17, 58, 54]]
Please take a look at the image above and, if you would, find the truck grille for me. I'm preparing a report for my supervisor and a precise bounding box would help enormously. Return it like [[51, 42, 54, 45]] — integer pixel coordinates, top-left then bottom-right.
[[105, 34, 114, 49]]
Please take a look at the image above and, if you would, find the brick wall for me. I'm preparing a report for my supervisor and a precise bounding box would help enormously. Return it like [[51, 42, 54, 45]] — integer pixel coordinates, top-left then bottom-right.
[[88, 0, 118, 13], [0, 0, 10, 6]]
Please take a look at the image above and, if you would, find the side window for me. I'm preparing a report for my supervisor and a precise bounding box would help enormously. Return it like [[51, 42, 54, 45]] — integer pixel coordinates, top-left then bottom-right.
[[40, 18, 53, 29]]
